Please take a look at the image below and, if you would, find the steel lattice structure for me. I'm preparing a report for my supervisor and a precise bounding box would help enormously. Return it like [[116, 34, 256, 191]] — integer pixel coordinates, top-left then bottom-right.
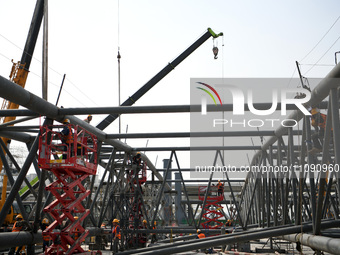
[[0, 1, 340, 254]]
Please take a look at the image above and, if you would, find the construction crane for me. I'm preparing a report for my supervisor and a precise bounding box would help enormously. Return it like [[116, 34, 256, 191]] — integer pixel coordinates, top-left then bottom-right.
[[0, 0, 44, 226]]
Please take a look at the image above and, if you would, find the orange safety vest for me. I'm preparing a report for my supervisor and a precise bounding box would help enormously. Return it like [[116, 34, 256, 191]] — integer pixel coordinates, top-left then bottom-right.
[[12, 221, 22, 232], [217, 182, 223, 190], [43, 234, 51, 241], [112, 226, 121, 239], [198, 233, 205, 239], [62, 126, 74, 144], [74, 228, 79, 240], [312, 113, 327, 130]]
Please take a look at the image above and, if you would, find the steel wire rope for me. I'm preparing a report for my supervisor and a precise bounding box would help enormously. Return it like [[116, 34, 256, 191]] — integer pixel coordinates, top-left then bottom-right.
[[300, 63, 335, 67], [0, 33, 99, 107], [299, 15, 340, 63], [303, 34, 340, 76], [286, 15, 340, 88]]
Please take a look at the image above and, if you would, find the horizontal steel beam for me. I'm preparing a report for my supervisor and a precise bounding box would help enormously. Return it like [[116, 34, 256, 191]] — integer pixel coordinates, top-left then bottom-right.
[[283, 233, 340, 254], [107, 130, 302, 139], [0, 231, 43, 249], [0, 131, 33, 143], [0, 101, 329, 116], [131, 146, 262, 151], [134, 219, 340, 255], [145, 179, 245, 183]]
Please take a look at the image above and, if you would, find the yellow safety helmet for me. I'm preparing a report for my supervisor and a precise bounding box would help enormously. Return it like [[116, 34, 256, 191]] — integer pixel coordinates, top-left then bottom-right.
[[112, 218, 119, 223], [311, 108, 320, 115], [16, 214, 23, 220], [143, 220, 147, 224], [63, 119, 70, 124], [42, 218, 49, 224]]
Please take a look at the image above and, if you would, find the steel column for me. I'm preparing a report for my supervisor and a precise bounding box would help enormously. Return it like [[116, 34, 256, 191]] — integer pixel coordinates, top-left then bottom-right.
[[330, 88, 340, 206]]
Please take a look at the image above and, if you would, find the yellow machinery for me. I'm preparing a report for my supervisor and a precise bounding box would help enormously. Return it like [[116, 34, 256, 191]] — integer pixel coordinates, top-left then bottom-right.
[[0, 61, 29, 225]]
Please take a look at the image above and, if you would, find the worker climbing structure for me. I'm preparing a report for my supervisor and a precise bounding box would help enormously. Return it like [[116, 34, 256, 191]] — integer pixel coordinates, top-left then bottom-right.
[[38, 124, 98, 254], [198, 185, 224, 230]]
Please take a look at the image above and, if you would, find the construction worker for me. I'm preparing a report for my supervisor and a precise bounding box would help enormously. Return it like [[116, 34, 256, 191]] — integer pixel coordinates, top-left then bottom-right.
[[217, 180, 224, 197], [112, 219, 121, 252], [310, 107, 327, 154], [84, 114, 92, 124], [8, 214, 31, 255], [196, 229, 209, 253], [151, 221, 157, 243], [60, 119, 74, 159], [141, 220, 148, 247], [197, 229, 205, 239], [197, 229, 213, 253], [132, 152, 142, 166], [132, 152, 143, 179], [74, 216, 80, 241], [41, 218, 51, 252]]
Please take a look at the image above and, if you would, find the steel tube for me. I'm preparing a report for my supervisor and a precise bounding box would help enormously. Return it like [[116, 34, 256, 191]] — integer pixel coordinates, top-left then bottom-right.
[[0, 231, 43, 249], [330, 88, 340, 202], [0, 131, 33, 143], [132, 146, 262, 151], [0, 102, 329, 117], [283, 233, 340, 254], [123, 220, 340, 255], [0, 75, 60, 120]]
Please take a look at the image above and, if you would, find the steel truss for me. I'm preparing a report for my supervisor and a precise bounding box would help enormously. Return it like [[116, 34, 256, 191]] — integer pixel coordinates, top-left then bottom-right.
[[0, 30, 340, 253]]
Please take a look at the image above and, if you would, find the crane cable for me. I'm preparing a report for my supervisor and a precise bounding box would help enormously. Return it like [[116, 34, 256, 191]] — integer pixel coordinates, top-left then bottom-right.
[[117, 0, 121, 135]]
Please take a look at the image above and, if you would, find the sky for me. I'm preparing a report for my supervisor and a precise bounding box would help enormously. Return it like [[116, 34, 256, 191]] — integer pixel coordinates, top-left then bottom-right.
[[0, 0, 340, 174]]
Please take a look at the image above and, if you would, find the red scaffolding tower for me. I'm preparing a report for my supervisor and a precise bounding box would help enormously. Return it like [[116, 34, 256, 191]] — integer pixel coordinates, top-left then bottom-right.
[[198, 185, 224, 229], [38, 124, 98, 254]]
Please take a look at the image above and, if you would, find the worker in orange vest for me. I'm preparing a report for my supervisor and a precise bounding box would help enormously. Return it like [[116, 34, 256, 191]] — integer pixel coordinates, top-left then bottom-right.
[[84, 114, 92, 124], [41, 218, 51, 252], [8, 214, 31, 255], [112, 219, 121, 252], [151, 221, 157, 243], [309, 107, 328, 154], [197, 229, 205, 239], [140, 219, 148, 247], [60, 119, 74, 159], [74, 216, 80, 241], [217, 180, 224, 197], [196, 229, 211, 253]]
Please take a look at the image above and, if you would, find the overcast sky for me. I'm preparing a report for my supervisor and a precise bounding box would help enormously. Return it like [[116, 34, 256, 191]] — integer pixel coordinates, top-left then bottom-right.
[[0, 0, 339, 172]]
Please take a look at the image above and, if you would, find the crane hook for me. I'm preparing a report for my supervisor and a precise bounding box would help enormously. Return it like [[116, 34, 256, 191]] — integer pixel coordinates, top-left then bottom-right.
[[213, 46, 219, 59]]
